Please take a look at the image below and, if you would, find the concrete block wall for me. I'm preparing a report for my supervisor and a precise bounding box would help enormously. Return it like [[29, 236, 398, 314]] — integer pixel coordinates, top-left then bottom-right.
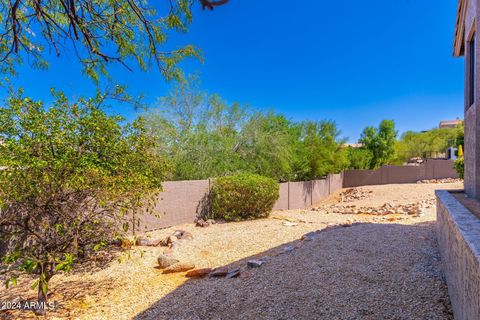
[[137, 174, 344, 232], [344, 160, 458, 188], [436, 190, 480, 320], [135, 180, 210, 233]]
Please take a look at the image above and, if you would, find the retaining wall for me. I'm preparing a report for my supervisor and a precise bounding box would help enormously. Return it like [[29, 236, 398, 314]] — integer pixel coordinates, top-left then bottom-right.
[[137, 173, 344, 232], [344, 160, 458, 188], [436, 190, 480, 320]]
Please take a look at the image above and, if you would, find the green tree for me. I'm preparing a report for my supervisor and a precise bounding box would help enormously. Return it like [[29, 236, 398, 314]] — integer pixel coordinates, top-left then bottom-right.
[[0, 0, 228, 81], [347, 147, 373, 170], [294, 120, 349, 180], [394, 124, 464, 163], [0, 90, 164, 314], [359, 119, 397, 169]]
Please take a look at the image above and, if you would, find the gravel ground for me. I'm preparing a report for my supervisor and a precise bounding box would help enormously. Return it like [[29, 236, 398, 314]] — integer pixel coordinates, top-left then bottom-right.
[[0, 182, 462, 320]]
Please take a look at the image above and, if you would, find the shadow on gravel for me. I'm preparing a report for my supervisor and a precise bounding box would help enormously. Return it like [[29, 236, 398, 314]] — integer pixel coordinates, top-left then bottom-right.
[[134, 222, 454, 320]]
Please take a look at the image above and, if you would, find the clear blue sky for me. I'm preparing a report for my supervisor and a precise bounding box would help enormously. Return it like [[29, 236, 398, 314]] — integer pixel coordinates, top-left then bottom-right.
[[10, 0, 464, 143]]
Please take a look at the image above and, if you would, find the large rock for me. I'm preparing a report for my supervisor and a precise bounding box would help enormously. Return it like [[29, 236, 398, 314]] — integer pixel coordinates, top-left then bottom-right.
[[163, 262, 196, 274], [157, 255, 179, 269], [185, 268, 212, 278]]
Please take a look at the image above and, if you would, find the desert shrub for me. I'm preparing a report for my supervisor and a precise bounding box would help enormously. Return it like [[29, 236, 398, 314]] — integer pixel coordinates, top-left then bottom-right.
[[210, 174, 279, 221], [0, 90, 164, 314], [454, 157, 464, 179]]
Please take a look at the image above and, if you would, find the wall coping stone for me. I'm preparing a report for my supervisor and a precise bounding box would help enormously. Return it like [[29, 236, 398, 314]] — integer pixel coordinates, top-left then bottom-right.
[[436, 190, 480, 261]]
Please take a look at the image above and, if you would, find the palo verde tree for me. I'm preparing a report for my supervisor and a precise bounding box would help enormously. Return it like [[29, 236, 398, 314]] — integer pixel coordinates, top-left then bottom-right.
[[0, 0, 229, 81], [359, 119, 398, 169], [0, 89, 165, 314]]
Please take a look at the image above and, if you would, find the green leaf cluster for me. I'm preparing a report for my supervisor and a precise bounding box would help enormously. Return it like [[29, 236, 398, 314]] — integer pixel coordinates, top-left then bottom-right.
[[0, 89, 164, 302], [209, 173, 279, 221]]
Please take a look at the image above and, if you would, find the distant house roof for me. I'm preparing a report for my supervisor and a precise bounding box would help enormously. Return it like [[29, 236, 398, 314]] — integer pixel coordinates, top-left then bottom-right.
[[344, 143, 363, 149], [439, 119, 463, 128], [453, 0, 467, 57]]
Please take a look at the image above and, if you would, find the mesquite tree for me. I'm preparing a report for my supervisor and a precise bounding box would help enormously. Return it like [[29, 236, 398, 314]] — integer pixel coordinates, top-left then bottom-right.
[[0, 0, 229, 81], [0, 89, 164, 314]]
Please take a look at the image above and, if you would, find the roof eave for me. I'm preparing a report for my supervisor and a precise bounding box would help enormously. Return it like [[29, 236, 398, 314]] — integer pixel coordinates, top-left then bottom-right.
[[453, 0, 466, 57]]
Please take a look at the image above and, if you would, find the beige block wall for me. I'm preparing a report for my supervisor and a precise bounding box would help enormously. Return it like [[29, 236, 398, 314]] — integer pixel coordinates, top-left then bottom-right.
[[436, 190, 480, 320], [135, 174, 344, 232], [344, 160, 458, 188], [135, 179, 210, 233], [273, 182, 289, 211]]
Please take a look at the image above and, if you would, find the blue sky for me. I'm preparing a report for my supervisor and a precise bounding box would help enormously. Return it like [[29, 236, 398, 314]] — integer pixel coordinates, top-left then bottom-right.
[[10, 0, 463, 142]]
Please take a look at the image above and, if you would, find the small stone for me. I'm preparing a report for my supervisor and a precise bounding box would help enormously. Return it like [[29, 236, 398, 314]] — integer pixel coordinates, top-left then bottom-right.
[[225, 268, 241, 279], [185, 268, 212, 278], [195, 219, 210, 228], [283, 221, 298, 227], [280, 245, 295, 254], [163, 262, 195, 274], [173, 230, 193, 240], [157, 255, 180, 269], [135, 238, 151, 246], [210, 267, 229, 277], [206, 219, 216, 225], [301, 232, 316, 241], [247, 260, 265, 268]]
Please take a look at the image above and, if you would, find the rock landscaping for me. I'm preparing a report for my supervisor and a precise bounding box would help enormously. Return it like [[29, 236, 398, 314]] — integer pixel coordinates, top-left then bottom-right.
[[416, 178, 462, 184], [0, 181, 462, 319]]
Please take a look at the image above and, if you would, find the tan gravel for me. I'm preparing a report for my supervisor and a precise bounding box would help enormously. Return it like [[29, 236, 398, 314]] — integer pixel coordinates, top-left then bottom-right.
[[0, 182, 462, 319]]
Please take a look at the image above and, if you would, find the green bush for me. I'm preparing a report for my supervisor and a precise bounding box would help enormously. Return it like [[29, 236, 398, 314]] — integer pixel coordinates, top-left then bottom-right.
[[210, 173, 279, 221], [454, 156, 464, 179]]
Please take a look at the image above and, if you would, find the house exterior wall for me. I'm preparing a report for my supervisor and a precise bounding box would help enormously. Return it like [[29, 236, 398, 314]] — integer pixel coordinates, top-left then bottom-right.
[[464, 0, 480, 198]]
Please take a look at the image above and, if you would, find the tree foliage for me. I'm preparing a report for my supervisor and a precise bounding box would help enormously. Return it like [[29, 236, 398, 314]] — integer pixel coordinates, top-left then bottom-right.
[[0, 90, 164, 314], [143, 78, 349, 182], [394, 124, 464, 163], [0, 0, 228, 81], [359, 120, 397, 169], [346, 147, 373, 170]]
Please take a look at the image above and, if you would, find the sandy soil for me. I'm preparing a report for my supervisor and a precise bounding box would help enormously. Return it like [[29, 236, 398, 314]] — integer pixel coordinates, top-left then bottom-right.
[[0, 182, 462, 320]]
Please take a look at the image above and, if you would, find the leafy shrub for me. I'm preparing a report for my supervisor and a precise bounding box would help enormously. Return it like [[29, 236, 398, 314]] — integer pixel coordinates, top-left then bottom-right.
[[210, 174, 279, 221], [0, 91, 164, 314], [454, 156, 464, 179]]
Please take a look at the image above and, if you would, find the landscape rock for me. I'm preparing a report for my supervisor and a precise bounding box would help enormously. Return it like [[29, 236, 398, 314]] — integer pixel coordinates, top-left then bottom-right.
[[283, 221, 298, 227], [210, 267, 229, 277], [339, 188, 372, 202], [135, 238, 162, 247], [195, 218, 210, 228], [163, 262, 196, 274], [206, 219, 216, 225], [185, 268, 212, 278], [157, 255, 180, 269], [247, 260, 265, 268], [173, 230, 193, 240], [225, 268, 241, 279], [301, 232, 317, 241]]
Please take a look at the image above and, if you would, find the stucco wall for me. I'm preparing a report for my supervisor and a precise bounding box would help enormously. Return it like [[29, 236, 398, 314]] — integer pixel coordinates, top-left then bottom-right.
[[463, 0, 480, 199], [344, 160, 458, 188], [436, 190, 480, 320]]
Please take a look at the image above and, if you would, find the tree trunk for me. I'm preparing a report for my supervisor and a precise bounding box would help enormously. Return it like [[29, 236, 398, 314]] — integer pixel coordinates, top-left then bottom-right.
[[35, 282, 48, 316], [34, 267, 52, 316]]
